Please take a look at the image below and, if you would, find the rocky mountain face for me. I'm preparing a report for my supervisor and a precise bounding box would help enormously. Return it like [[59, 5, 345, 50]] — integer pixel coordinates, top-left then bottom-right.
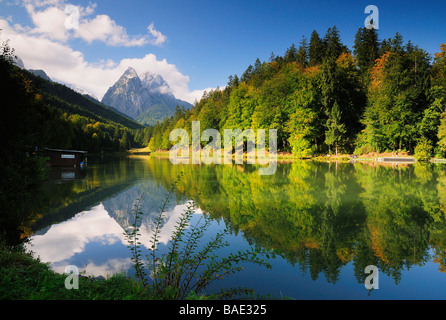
[[101, 67, 192, 126], [13, 56, 52, 82], [28, 69, 52, 81]]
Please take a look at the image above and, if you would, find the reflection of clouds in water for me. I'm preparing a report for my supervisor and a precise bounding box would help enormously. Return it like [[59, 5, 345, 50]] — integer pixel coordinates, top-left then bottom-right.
[[26, 201, 202, 276], [52, 258, 133, 277], [27, 204, 124, 263], [138, 200, 202, 249]]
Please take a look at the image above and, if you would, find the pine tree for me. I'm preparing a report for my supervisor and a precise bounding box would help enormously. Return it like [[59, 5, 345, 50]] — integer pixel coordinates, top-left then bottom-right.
[[233, 74, 240, 87], [227, 75, 234, 87], [254, 58, 262, 73], [269, 51, 276, 62], [241, 65, 253, 83], [325, 101, 346, 155], [297, 36, 309, 66], [379, 38, 392, 56], [391, 32, 404, 53], [309, 30, 324, 66], [324, 26, 347, 61], [284, 44, 298, 63], [353, 27, 380, 76]]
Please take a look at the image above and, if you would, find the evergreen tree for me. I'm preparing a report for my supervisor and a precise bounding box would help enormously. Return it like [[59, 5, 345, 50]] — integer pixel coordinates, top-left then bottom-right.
[[227, 75, 234, 87], [120, 130, 131, 151], [241, 65, 253, 83], [297, 36, 309, 66], [284, 43, 298, 63], [379, 38, 392, 56], [325, 101, 346, 155], [391, 32, 405, 53], [233, 74, 240, 87], [353, 27, 380, 76], [323, 26, 347, 60], [269, 51, 276, 62], [309, 30, 325, 66], [254, 58, 262, 73]]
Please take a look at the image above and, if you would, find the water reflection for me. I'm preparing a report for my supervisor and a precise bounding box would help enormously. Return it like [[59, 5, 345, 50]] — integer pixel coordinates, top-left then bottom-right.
[[24, 157, 446, 298], [28, 177, 201, 277], [140, 159, 446, 286], [29, 203, 130, 275]]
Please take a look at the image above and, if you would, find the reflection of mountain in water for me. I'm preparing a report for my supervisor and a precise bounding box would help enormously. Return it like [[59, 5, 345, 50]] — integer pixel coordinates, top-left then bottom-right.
[[103, 182, 178, 230], [27, 179, 197, 277], [102, 181, 193, 248]]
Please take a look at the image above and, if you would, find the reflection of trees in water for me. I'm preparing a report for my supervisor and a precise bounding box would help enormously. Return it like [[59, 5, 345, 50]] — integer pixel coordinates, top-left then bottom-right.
[[14, 157, 162, 245], [17, 157, 446, 286], [25, 158, 152, 236], [148, 159, 446, 285]]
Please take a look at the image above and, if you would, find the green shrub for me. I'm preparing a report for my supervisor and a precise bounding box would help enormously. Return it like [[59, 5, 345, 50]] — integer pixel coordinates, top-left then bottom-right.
[[124, 172, 276, 299], [414, 138, 433, 161]]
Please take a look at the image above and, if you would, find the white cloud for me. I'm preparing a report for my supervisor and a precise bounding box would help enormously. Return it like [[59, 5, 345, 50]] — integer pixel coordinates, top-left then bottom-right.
[[0, 1, 215, 104], [147, 22, 166, 46], [183, 88, 217, 105], [20, 0, 166, 47], [26, 4, 68, 41], [0, 18, 206, 103], [78, 2, 96, 16], [75, 14, 149, 47]]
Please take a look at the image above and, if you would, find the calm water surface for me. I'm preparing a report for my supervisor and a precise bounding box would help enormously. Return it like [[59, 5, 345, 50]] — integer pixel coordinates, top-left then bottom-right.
[[26, 156, 446, 299]]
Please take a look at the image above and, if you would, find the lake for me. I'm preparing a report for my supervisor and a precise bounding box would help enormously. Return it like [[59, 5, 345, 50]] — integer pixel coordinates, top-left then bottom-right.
[[25, 155, 446, 299]]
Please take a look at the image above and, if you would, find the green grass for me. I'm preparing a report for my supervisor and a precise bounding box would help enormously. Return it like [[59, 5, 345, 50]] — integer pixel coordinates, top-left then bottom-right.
[[0, 242, 153, 300]]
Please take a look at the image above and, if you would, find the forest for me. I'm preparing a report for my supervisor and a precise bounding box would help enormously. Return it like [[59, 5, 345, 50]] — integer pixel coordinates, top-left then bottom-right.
[[0, 36, 144, 244], [143, 27, 446, 160]]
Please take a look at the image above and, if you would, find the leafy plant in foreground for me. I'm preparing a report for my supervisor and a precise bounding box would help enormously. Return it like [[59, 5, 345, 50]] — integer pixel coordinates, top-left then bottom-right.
[[124, 193, 148, 285], [124, 172, 277, 299]]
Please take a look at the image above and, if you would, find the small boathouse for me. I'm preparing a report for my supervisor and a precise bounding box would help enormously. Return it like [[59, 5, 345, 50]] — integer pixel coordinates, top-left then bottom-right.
[[44, 148, 87, 167]]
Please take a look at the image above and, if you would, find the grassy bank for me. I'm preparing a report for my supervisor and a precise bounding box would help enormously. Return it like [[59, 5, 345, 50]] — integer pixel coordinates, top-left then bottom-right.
[[127, 146, 151, 155], [0, 243, 153, 300]]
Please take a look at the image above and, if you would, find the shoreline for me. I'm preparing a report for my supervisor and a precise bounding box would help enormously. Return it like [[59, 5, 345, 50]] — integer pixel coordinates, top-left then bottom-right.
[[128, 148, 446, 164]]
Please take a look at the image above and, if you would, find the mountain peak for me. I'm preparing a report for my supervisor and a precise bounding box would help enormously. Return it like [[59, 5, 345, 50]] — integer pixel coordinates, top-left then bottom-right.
[[13, 56, 25, 69], [121, 67, 139, 80], [101, 67, 192, 125]]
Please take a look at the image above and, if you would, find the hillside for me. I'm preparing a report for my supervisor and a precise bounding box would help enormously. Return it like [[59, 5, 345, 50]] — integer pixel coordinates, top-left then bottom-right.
[[27, 71, 143, 131]]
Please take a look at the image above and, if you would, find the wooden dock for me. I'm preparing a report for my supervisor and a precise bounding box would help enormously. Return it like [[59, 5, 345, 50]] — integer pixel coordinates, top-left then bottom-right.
[[377, 157, 416, 163]]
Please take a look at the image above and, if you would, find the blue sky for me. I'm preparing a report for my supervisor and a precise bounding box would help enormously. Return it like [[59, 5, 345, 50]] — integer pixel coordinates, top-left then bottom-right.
[[0, 0, 445, 103]]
